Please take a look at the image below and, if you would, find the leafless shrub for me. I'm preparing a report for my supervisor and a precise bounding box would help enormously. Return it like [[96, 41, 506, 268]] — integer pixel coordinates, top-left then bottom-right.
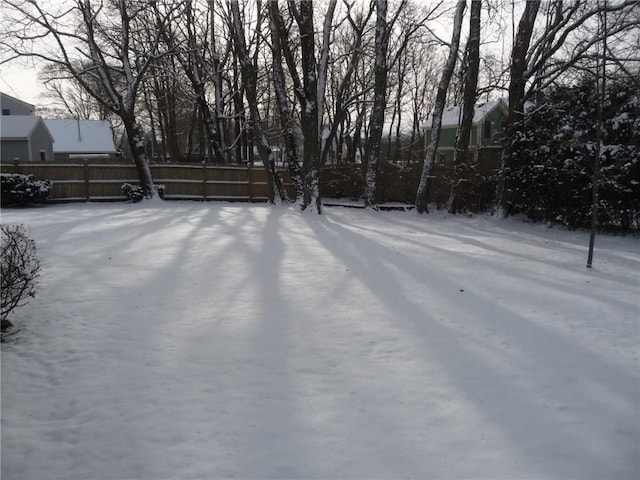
[[1, 224, 41, 333]]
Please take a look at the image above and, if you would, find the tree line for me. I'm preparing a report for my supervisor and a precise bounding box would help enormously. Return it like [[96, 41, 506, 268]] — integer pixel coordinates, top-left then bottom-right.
[[1, 0, 638, 218]]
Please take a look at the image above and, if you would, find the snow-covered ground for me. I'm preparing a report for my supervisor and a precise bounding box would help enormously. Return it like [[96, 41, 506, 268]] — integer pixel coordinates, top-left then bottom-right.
[[1, 202, 638, 480]]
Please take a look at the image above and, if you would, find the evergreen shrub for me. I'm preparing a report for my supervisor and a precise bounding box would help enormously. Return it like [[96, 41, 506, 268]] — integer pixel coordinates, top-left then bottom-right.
[[502, 77, 640, 231], [1, 174, 52, 205], [121, 183, 165, 202]]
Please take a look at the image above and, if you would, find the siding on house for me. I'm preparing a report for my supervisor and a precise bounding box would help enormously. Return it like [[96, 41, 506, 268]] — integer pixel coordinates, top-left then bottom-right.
[[423, 100, 508, 169], [1, 139, 29, 161], [477, 107, 507, 147], [0, 92, 35, 116], [0, 115, 54, 162], [29, 123, 55, 161]]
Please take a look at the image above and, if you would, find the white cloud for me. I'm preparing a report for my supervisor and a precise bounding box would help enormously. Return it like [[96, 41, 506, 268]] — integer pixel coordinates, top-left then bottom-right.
[[0, 60, 45, 106]]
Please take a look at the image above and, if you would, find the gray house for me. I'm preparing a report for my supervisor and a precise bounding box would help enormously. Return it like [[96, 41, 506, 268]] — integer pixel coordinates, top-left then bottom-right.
[[1, 92, 36, 116], [1, 115, 54, 162]]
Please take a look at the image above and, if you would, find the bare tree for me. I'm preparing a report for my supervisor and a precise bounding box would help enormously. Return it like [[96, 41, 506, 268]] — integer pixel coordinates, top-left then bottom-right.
[[230, 0, 286, 203], [1, 0, 181, 198], [526, 1, 638, 98], [271, 0, 337, 212], [154, 0, 227, 164], [320, 1, 376, 167], [492, 0, 539, 212], [145, 49, 187, 162], [295, 0, 323, 211], [448, 0, 482, 213], [267, 0, 303, 201], [406, 38, 439, 164], [363, 0, 392, 208], [39, 65, 111, 121], [209, 0, 233, 163], [415, 0, 466, 213], [383, 1, 443, 165], [508, 0, 541, 123], [364, 0, 442, 206]]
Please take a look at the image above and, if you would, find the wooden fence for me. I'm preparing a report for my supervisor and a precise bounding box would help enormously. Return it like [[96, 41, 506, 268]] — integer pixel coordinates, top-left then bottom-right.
[[1, 162, 295, 202], [2, 158, 499, 209], [321, 161, 499, 209]]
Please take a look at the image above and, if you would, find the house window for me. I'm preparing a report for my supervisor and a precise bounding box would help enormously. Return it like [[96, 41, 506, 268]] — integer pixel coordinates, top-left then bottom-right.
[[2, 109, 10, 115], [39, 150, 47, 162], [483, 120, 493, 139]]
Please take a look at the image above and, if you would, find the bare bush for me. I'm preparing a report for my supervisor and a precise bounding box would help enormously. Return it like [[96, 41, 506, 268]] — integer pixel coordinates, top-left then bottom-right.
[[1, 224, 41, 333]]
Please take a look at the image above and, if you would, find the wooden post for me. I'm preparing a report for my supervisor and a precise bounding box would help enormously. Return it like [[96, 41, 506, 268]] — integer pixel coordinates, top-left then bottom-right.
[[84, 162, 90, 201], [202, 161, 207, 201], [587, 1, 606, 268], [13, 160, 20, 174], [247, 163, 252, 202]]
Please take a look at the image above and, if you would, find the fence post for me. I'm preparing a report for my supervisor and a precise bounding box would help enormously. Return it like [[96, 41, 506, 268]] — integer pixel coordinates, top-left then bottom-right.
[[84, 161, 90, 201], [13, 160, 20, 174], [247, 163, 252, 202], [202, 161, 207, 201]]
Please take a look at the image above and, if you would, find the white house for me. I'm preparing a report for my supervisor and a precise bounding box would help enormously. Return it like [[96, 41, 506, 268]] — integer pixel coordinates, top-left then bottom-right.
[[44, 119, 117, 160]]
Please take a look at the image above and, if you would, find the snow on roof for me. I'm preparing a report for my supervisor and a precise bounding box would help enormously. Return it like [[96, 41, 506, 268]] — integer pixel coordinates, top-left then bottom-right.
[[44, 119, 116, 154], [0, 115, 48, 139], [423, 99, 507, 128]]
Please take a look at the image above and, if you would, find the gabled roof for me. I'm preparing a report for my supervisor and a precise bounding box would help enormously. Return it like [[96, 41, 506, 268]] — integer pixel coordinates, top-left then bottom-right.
[[0, 115, 52, 139], [44, 119, 116, 154], [423, 99, 507, 128]]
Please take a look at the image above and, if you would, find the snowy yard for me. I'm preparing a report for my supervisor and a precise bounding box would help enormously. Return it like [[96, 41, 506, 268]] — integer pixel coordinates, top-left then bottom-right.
[[1, 202, 639, 480]]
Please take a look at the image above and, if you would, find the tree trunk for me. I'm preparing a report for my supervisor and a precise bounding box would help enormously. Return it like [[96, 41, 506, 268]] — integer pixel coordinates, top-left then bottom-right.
[[415, 0, 466, 213], [364, 0, 390, 209], [297, 1, 322, 212], [196, 89, 226, 164], [496, 0, 541, 214], [316, 0, 338, 141], [230, 0, 285, 203], [151, 78, 169, 160], [267, 1, 303, 201], [157, 76, 182, 162], [123, 114, 156, 198], [142, 85, 161, 161], [210, 1, 230, 163], [352, 108, 364, 164], [188, 5, 226, 165], [232, 56, 244, 164], [448, 0, 481, 213]]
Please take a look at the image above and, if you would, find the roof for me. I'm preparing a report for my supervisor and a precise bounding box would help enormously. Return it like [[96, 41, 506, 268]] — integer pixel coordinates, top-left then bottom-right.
[[44, 119, 116, 154], [0, 115, 50, 139], [423, 99, 507, 128]]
